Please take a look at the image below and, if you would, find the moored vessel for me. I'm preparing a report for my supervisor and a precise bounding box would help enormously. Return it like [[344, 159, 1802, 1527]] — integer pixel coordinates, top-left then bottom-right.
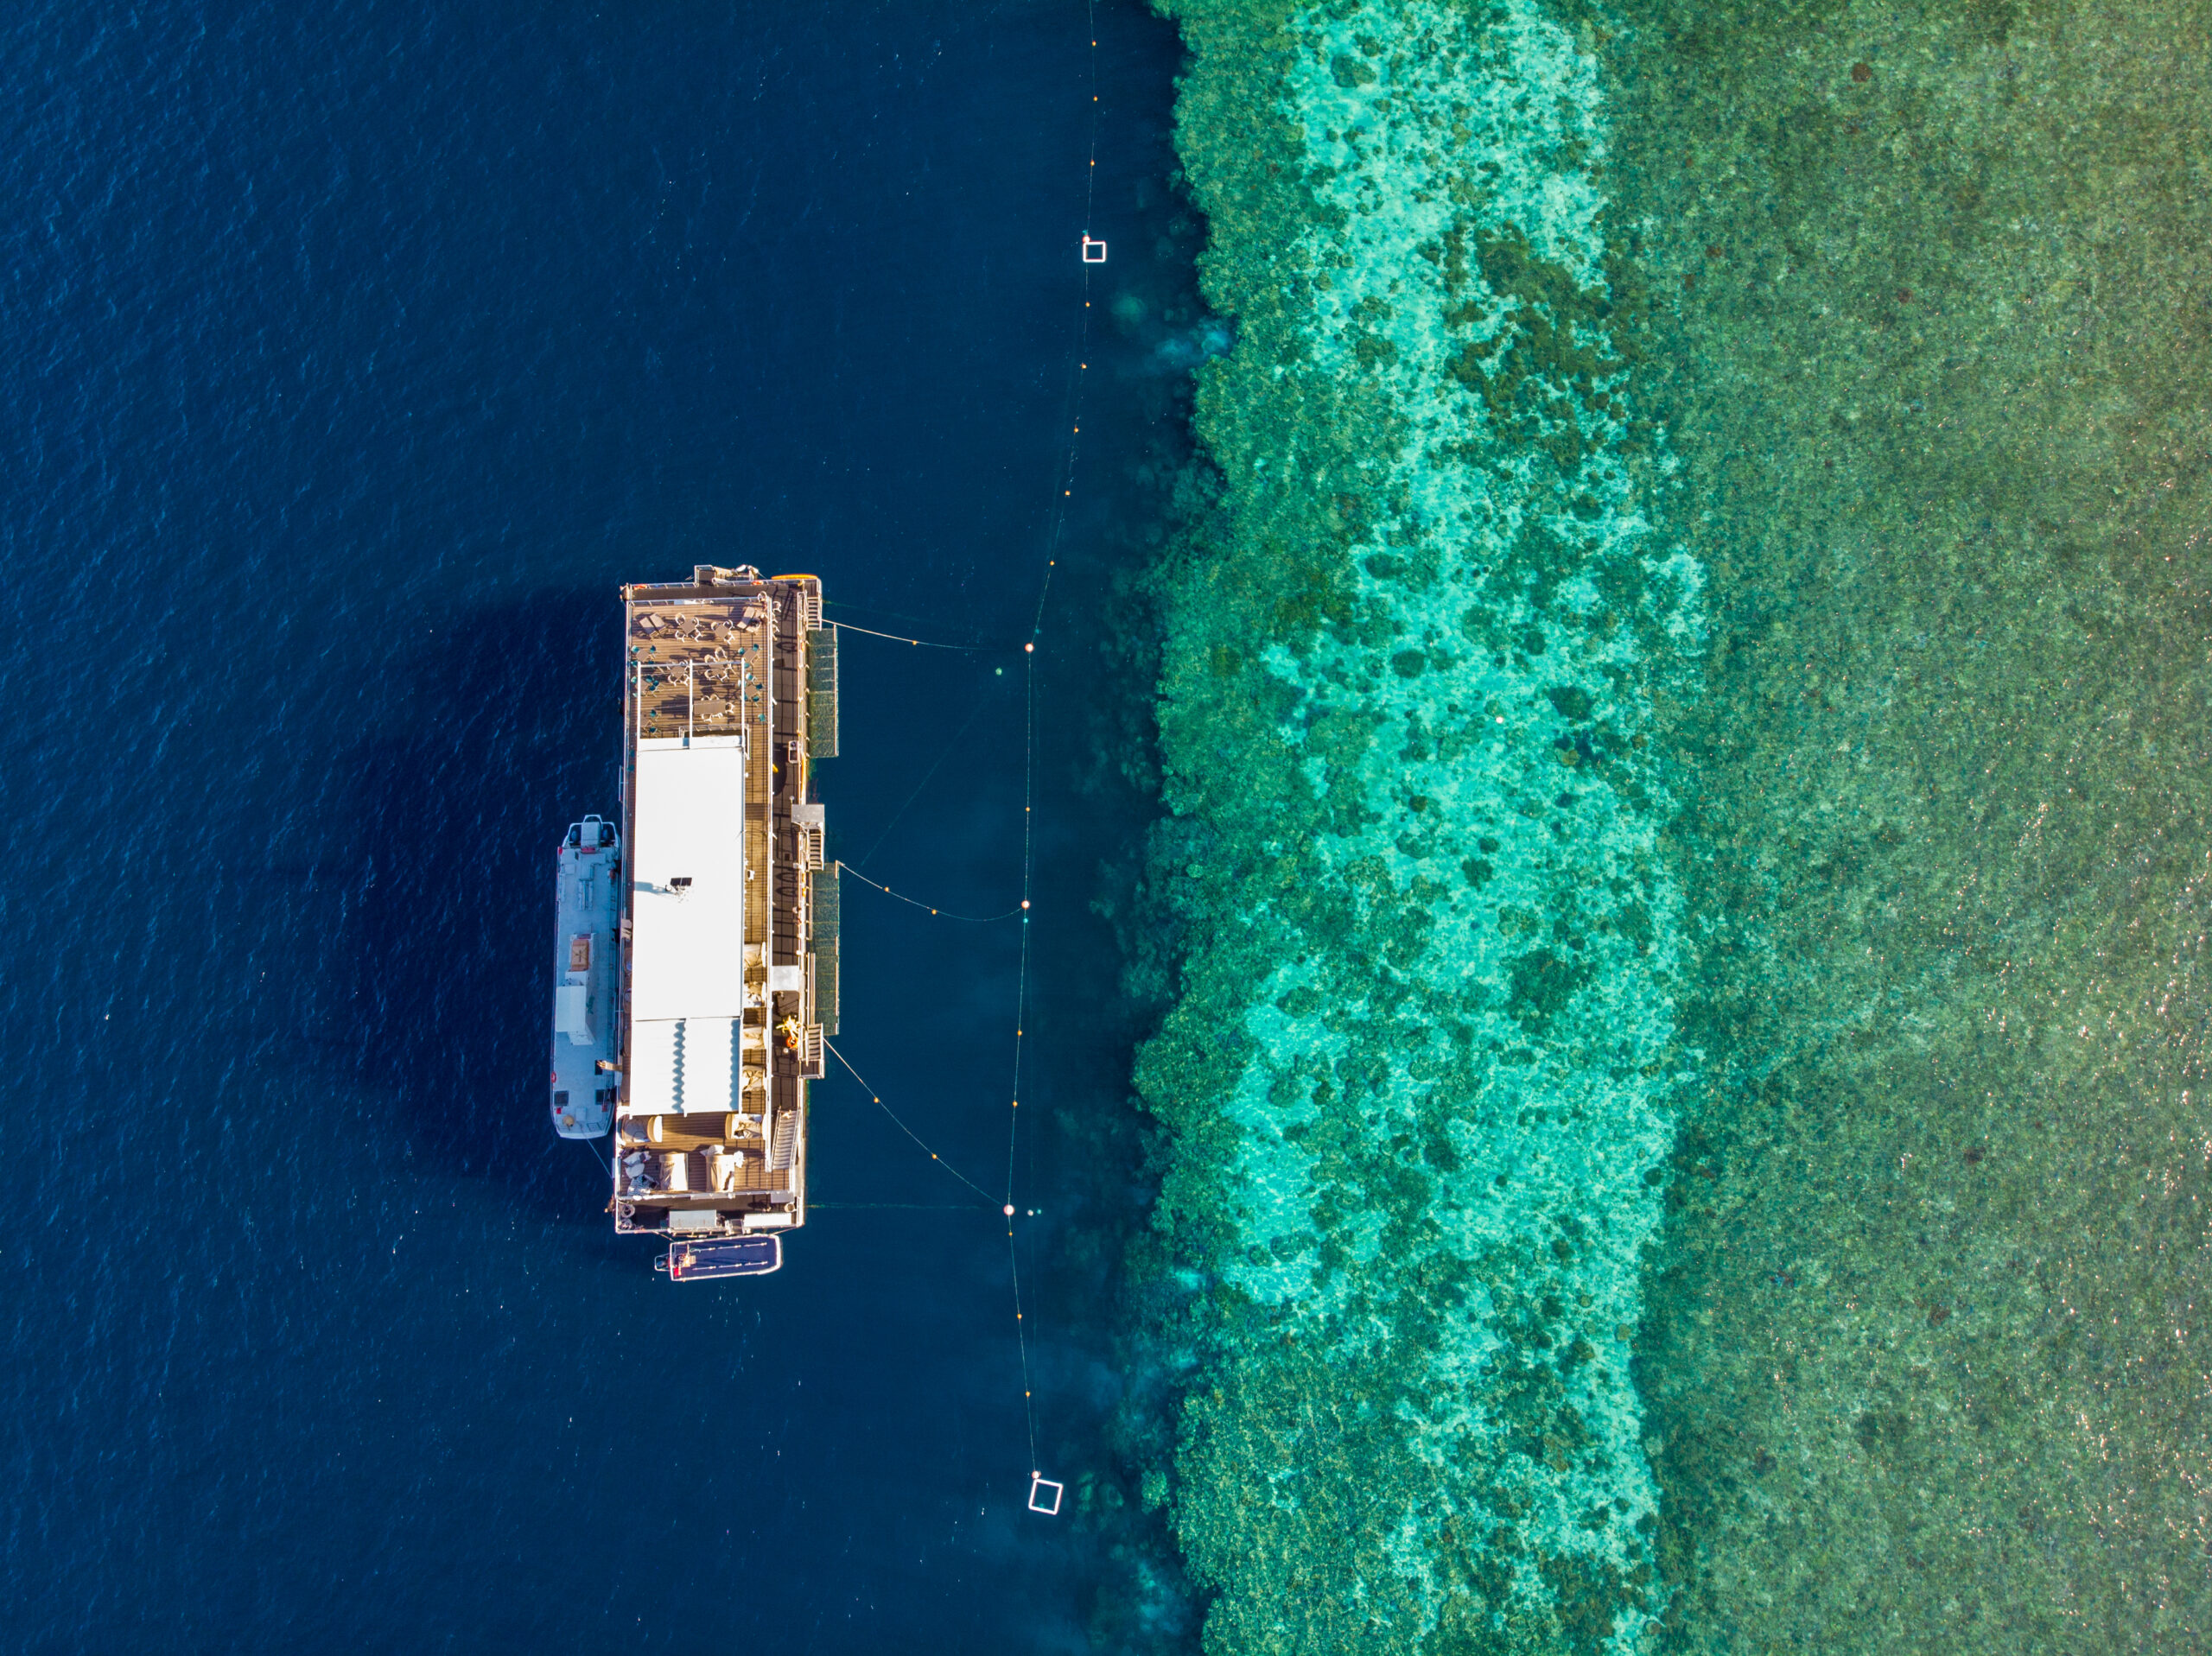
[[550, 815, 620, 1139], [566, 565, 837, 1276], [657, 1235, 785, 1280]]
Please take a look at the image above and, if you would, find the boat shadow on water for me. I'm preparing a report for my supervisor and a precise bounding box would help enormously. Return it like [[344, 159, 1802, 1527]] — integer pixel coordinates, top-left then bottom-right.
[[327, 584, 626, 1228]]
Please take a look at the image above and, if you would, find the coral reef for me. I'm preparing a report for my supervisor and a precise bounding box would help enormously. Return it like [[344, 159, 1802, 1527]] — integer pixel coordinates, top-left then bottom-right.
[[1587, 1, 2212, 1648], [1129, 0, 2212, 1651], [1133, 2, 1696, 1647]]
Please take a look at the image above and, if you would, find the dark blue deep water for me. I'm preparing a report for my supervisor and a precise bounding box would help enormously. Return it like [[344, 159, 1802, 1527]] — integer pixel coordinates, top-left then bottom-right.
[[0, 3, 1188, 1648]]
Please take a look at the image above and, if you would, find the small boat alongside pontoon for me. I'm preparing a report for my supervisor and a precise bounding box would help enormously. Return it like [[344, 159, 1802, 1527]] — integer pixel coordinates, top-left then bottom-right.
[[549, 815, 620, 1139]]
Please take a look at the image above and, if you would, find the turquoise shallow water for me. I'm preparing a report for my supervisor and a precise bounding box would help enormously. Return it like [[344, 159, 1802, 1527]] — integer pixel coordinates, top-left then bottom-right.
[[1111, 0, 2212, 1649]]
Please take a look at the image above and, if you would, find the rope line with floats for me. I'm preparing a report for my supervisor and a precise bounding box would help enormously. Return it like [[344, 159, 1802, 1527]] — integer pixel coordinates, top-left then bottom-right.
[[841, 865, 1029, 924], [825, 1037, 997, 1209], [827, 618, 1000, 652], [822, 3, 1105, 1523]]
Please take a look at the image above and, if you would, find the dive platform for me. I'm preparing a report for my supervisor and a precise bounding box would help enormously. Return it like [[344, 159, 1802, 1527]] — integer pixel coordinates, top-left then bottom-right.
[[556, 564, 839, 1272]]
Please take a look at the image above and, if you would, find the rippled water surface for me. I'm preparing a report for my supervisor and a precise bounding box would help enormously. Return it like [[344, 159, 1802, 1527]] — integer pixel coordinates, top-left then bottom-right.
[[0, 3, 1186, 1648]]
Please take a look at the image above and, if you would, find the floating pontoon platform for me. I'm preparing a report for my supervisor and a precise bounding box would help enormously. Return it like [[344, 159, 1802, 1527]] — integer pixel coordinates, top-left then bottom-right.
[[594, 565, 838, 1267]]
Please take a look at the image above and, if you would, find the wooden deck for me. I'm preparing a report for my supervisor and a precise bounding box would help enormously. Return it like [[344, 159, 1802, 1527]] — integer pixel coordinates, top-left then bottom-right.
[[628, 594, 772, 740]]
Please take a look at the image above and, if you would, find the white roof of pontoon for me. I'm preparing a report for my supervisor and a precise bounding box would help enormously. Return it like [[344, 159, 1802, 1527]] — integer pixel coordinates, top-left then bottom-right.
[[628, 736, 748, 1023]]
